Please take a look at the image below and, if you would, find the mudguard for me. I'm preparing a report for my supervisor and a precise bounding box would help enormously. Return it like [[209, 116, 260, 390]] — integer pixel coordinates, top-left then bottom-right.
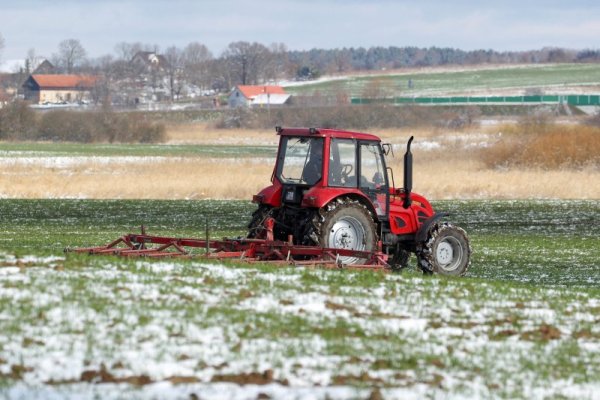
[[415, 212, 449, 242]]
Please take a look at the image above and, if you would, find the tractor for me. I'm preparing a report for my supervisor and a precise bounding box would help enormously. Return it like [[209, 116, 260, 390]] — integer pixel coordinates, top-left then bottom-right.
[[248, 127, 471, 275]]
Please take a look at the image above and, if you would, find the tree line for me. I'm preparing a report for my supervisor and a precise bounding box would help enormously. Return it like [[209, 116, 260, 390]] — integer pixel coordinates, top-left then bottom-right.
[[2, 34, 600, 103]]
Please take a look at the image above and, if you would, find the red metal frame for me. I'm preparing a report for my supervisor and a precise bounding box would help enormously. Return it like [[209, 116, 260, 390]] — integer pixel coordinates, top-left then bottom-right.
[[67, 229, 390, 269]]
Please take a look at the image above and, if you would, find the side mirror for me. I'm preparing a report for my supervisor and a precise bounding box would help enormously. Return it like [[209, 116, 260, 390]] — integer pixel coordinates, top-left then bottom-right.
[[382, 143, 394, 157]]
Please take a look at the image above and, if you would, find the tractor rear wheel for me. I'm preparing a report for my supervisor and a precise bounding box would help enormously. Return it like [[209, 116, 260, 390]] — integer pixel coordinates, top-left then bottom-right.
[[247, 205, 272, 239], [309, 199, 377, 265], [416, 222, 471, 276]]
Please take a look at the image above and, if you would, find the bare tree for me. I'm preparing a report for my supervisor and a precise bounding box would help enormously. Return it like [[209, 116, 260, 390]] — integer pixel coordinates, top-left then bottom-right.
[[57, 39, 87, 73], [25, 48, 44, 74], [263, 42, 290, 82], [222, 41, 271, 85], [164, 46, 185, 101], [114, 41, 145, 61], [183, 42, 213, 89]]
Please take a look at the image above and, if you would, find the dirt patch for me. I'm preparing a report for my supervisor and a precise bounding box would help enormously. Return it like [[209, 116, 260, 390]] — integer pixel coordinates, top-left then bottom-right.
[[80, 364, 152, 386], [167, 376, 201, 384], [520, 324, 562, 341], [1, 364, 33, 379], [332, 371, 385, 386], [211, 369, 289, 386], [572, 329, 600, 339]]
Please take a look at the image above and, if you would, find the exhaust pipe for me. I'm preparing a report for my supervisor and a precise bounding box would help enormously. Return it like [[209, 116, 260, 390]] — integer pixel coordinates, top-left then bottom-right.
[[403, 136, 414, 209]]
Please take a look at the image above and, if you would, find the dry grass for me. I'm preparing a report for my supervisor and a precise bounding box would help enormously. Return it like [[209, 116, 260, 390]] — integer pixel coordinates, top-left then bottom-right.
[[166, 123, 278, 145], [1, 123, 598, 200], [0, 160, 274, 199], [2, 156, 598, 200], [481, 124, 600, 169]]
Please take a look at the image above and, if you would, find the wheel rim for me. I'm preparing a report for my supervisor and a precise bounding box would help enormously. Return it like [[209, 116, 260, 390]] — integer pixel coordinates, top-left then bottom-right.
[[328, 216, 366, 264], [435, 236, 464, 272]]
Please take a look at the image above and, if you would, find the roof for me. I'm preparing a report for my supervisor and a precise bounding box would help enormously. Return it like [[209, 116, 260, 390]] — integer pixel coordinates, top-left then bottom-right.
[[236, 85, 286, 99], [277, 127, 381, 142], [252, 93, 291, 105], [29, 74, 98, 89]]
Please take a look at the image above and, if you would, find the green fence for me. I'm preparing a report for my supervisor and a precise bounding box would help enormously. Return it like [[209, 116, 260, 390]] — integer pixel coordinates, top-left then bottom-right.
[[351, 95, 600, 106]]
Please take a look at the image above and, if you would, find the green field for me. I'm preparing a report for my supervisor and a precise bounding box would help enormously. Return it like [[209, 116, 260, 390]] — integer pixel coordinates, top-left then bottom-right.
[[285, 63, 600, 98], [0, 200, 599, 399], [0, 142, 277, 158]]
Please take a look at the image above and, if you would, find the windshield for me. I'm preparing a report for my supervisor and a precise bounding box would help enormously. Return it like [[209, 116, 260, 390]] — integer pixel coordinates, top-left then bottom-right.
[[277, 136, 324, 185]]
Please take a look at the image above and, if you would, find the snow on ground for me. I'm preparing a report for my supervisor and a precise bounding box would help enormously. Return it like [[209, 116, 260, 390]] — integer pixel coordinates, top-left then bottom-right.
[[0, 252, 598, 399]]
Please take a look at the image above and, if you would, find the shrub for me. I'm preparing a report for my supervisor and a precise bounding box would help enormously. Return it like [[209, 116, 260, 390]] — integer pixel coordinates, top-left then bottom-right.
[[213, 104, 478, 130], [39, 111, 95, 142], [481, 124, 600, 169], [0, 101, 37, 140], [0, 104, 165, 143]]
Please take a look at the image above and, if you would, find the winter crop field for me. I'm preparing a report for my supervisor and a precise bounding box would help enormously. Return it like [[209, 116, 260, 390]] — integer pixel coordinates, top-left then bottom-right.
[[0, 199, 599, 399], [284, 63, 600, 97]]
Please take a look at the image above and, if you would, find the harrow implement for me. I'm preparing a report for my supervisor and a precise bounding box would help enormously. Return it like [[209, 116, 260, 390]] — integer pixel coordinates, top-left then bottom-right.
[[66, 226, 390, 270]]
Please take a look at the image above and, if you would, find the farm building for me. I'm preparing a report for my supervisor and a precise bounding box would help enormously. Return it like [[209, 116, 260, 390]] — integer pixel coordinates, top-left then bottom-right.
[[131, 51, 170, 72], [228, 85, 290, 108], [22, 74, 99, 104]]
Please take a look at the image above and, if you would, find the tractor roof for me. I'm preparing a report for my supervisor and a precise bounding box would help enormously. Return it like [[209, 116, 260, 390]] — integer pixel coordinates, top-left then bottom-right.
[[276, 127, 381, 142]]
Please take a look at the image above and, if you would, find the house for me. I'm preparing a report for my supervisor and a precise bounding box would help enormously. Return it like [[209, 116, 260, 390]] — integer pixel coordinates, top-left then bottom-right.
[[228, 85, 290, 108], [22, 74, 99, 104], [0, 87, 10, 108], [131, 51, 170, 72]]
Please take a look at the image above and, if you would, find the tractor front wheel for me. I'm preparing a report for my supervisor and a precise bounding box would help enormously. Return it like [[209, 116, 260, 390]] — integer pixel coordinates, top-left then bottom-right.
[[311, 199, 377, 265], [416, 222, 471, 276]]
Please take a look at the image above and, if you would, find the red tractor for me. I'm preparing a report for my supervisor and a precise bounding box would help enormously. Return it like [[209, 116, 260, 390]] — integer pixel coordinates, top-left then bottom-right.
[[249, 127, 471, 275]]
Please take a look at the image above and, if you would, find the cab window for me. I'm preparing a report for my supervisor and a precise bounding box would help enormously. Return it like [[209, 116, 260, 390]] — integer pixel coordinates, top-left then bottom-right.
[[329, 138, 357, 187]]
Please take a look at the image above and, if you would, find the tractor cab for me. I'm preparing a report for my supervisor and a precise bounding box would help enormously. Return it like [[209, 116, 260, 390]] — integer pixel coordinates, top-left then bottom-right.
[[271, 127, 390, 220]]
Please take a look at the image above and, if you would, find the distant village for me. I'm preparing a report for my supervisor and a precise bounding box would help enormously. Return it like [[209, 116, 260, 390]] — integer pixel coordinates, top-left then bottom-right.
[[2, 40, 597, 111], [0, 51, 292, 110]]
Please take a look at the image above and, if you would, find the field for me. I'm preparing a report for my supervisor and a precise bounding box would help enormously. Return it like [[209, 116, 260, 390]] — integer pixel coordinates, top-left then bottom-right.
[[1, 80, 599, 399], [1, 126, 599, 200], [1, 199, 599, 399], [284, 63, 600, 97]]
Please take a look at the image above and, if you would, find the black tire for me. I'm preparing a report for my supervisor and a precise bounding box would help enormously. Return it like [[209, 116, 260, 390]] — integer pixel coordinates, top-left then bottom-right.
[[416, 222, 471, 276], [247, 205, 272, 239], [308, 198, 377, 265], [389, 248, 411, 272]]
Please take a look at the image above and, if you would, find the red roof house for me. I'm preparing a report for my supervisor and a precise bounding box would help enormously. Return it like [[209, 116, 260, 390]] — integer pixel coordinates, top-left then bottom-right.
[[228, 85, 290, 108], [23, 74, 99, 104]]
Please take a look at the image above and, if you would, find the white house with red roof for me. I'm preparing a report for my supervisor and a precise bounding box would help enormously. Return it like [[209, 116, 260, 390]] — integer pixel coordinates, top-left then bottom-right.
[[228, 85, 291, 108]]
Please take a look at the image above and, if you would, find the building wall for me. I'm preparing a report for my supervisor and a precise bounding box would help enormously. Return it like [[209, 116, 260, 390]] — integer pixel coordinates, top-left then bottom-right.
[[38, 89, 91, 104], [228, 89, 251, 108]]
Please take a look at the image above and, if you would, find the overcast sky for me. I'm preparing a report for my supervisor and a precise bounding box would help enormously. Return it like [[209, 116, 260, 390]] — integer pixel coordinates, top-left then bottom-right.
[[1, 0, 599, 61]]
